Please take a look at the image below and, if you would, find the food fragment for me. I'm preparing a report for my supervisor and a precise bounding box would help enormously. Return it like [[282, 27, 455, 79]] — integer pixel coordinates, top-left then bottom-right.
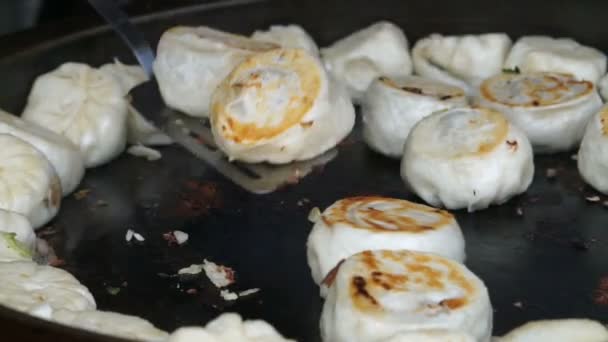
[[125, 229, 134, 242], [127, 144, 162, 161], [185, 288, 198, 295], [173, 231, 189, 245], [571, 154, 578, 161], [74, 188, 91, 200], [513, 301, 524, 309], [516, 207, 524, 216], [163, 230, 189, 246], [220, 289, 238, 301], [126, 229, 145, 242], [238, 288, 260, 297], [545, 168, 557, 179], [586, 195, 601, 203], [178, 264, 203, 275], [202, 259, 235, 288]]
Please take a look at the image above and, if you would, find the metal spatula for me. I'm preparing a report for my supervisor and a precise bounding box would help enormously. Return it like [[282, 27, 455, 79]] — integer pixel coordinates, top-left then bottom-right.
[[88, 0, 337, 194]]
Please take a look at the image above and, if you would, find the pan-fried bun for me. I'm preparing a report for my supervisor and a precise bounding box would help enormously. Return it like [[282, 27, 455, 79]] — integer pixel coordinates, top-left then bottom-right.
[[307, 196, 465, 290], [478, 72, 602, 153], [210, 48, 355, 164], [320, 250, 492, 342], [401, 107, 534, 211]]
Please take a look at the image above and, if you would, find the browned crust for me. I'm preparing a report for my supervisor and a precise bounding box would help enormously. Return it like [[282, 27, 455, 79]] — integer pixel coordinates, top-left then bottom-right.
[[321, 196, 454, 233]]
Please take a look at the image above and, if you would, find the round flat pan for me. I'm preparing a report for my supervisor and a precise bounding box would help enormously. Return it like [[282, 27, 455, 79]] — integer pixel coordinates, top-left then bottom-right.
[[1, 0, 608, 341]]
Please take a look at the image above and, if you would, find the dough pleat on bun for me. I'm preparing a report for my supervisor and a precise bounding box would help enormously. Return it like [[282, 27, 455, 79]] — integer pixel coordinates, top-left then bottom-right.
[[0, 134, 61, 228], [153, 26, 278, 118], [321, 21, 412, 102], [22, 62, 129, 168], [0, 110, 84, 195], [504, 36, 607, 83], [252, 24, 319, 56], [412, 33, 512, 95], [100, 60, 173, 146], [0, 261, 96, 320]]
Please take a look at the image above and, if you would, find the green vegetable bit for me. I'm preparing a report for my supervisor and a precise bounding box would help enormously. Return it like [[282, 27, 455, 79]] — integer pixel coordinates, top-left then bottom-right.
[[0, 232, 32, 259], [502, 66, 521, 74]]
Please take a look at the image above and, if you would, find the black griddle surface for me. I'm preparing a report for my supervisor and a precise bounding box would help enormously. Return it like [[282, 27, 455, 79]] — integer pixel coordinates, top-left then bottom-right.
[[1, 1, 608, 341]]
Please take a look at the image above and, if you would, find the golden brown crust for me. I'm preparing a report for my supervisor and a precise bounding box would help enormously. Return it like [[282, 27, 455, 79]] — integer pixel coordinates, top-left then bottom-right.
[[347, 250, 477, 314], [211, 49, 322, 144], [320, 196, 454, 233], [480, 72, 593, 108], [439, 107, 509, 158]]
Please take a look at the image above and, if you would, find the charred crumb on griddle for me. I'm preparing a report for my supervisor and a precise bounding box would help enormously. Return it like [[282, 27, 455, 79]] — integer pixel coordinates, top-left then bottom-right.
[[586, 195, 601, 203], [532, 100, 540, 106], [74, 188, 91, 200], [439, 95, 453, 100], [506, 140, 518, 151], [352, 276, 378, 305]]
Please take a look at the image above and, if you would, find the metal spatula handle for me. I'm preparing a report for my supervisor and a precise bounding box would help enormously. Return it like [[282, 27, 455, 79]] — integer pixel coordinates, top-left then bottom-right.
[[87, 0, 155, 77]]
